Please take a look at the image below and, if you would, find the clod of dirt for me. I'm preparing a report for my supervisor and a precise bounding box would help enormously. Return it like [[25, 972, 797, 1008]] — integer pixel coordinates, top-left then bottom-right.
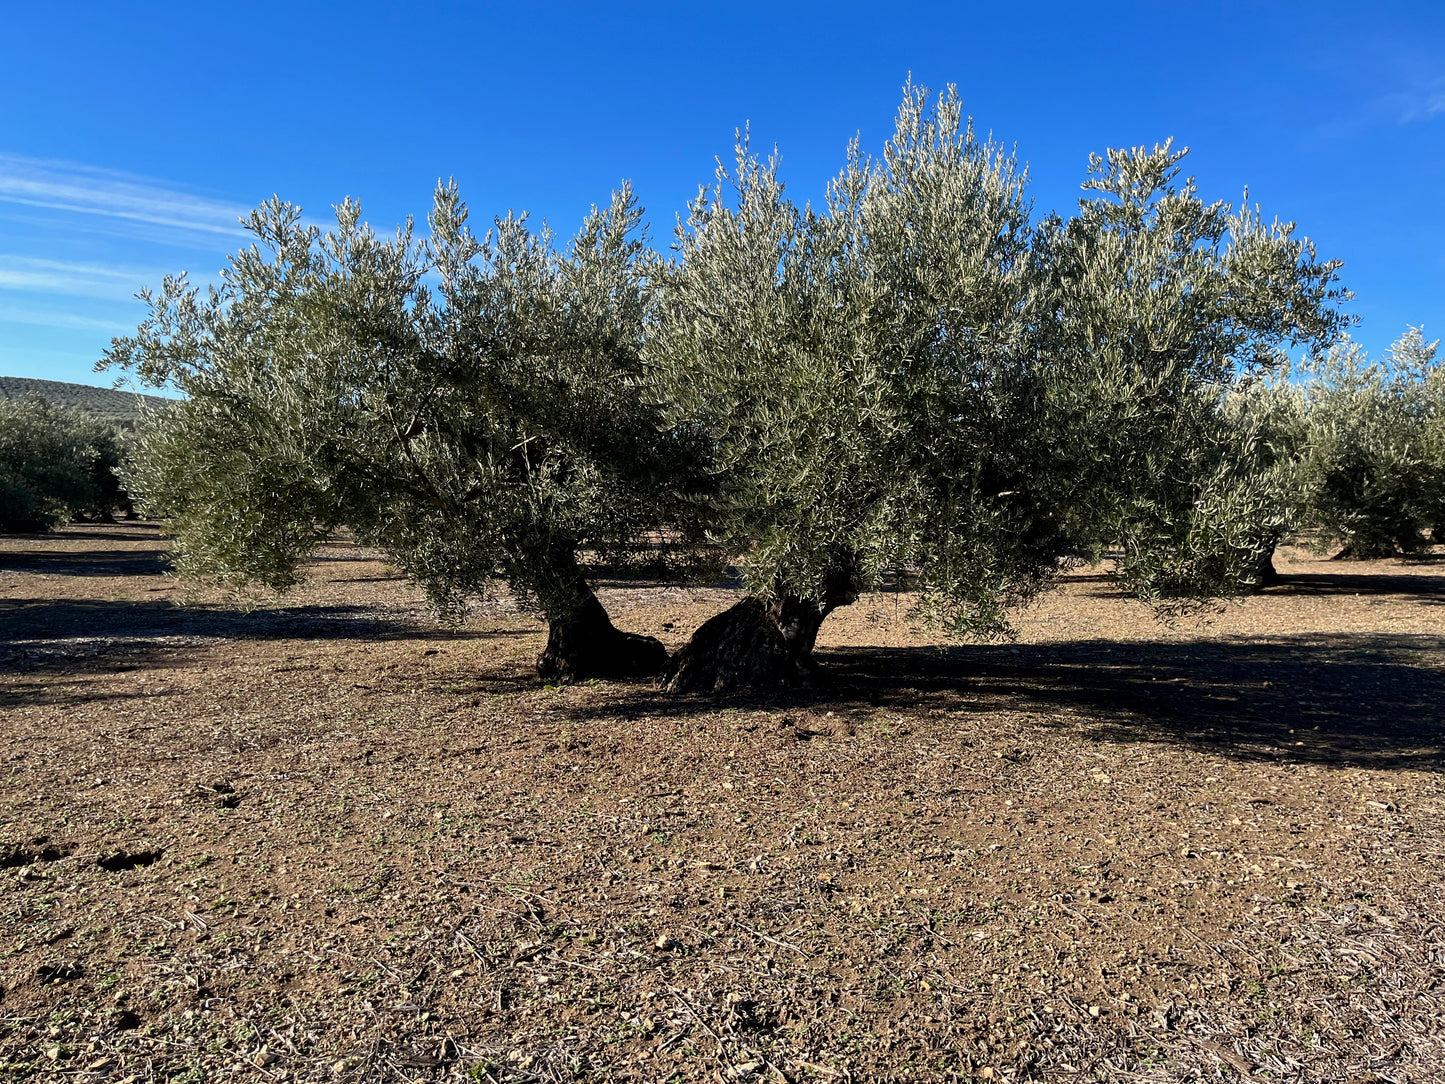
[[36, 964, 83, 985], [780, 714, 855, 740], [727, 998, 772, 1032], [195, 781, 241, 808], [394, 1049, 448, 1069], [95, 849, 162, 872], [0, 838, 74, 867]]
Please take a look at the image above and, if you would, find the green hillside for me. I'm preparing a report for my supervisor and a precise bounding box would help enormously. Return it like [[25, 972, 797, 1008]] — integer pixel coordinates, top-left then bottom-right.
[[0, 377, 173, 425]]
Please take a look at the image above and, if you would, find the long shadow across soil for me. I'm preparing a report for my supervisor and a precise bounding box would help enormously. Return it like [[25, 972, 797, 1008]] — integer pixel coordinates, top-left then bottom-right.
[[1268, 566, 1445, 603], [0, 524, 520, 664], [0, 596, 413, 648], [570, 632, 1445, 774], [0, 595, 529, 682], [0, 546, 169, 578]]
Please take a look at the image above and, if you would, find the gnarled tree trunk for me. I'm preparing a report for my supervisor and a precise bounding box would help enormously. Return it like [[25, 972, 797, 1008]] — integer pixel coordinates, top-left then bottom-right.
[[1246, 534, 1282, 592], [532, 547, 668, 682], [663, 564, 859, 693], [1251, 549, 1281, 589]]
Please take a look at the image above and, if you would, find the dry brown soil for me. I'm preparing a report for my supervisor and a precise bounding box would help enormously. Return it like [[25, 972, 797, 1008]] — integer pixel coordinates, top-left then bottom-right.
[[2, 523, 1443, 1083]]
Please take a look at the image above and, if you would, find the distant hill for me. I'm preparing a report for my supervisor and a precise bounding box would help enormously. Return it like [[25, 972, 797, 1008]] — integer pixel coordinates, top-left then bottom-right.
[[0, 377, 174, 425]]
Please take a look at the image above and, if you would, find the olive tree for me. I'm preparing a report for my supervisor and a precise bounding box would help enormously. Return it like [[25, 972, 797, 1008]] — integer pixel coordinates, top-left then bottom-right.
[[0, 396, 129, 531], [107, 184, 691, 680], [1421, 331, 1445, 542], [648, 91, 1350, 691], [1217, 372, 1313, 587], [1291, 328, 1442, 558], [648, 88, 1070, 691]]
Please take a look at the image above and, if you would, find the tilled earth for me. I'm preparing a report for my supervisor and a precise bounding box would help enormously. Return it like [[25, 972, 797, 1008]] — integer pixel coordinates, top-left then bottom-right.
[[1, 523, 1443, 1082]]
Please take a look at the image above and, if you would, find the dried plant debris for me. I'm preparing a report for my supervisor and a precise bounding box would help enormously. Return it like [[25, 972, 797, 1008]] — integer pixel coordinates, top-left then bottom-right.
[[1, 523, 1443, 1081]]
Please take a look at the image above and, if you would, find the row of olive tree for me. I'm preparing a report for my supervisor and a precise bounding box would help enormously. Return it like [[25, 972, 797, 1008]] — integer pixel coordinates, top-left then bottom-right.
[[105, 87, 1351, 690], [0, 397, 131, 531]]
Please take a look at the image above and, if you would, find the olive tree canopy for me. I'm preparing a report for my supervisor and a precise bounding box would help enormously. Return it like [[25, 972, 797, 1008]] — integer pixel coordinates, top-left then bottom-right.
[[648, 90, 1351, 691], [1031, 140, 1353, 601], [107, 184, 693, 680]]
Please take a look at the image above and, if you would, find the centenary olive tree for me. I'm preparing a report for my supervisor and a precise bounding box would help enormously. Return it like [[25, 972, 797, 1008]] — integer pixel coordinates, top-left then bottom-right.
[[107, 184, 691, 680], [648, 91, 1350, 691], [648, 88, 1065, 691], [1290, 328, 1443, 558]]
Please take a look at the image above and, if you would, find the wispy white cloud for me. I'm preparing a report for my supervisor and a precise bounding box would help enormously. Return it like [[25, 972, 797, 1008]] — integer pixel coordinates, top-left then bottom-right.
[[0, 303, 135, 333], [0, 153, 250, 245], [0, 156, 248, 383], [0, 255, 162, 302], [1390, 81, 1445, 124], [1321, 73, 1445, 138]]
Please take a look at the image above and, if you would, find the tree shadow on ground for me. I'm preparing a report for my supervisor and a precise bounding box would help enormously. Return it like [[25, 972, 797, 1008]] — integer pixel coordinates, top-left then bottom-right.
[[0, 548, 170, 577], [1051, 565, 1445, 602], [568, 633, 1445, 774], [0, 527, 154, 545], [0, 597, 526, 674], [1265, 570, 1445, 602]]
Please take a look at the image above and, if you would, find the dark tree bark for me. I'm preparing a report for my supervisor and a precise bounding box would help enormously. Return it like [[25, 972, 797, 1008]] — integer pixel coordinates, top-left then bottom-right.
[[532, 546, 667, 683], [659, 596, 797, 693], [1246, 536, 1282, 592], [536, 591, 669, 682], [663, 564, 859, 693]]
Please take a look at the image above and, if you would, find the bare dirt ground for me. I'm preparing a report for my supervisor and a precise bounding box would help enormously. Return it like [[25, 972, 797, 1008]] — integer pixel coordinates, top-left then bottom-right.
[[1, 523, 1442, 1083]]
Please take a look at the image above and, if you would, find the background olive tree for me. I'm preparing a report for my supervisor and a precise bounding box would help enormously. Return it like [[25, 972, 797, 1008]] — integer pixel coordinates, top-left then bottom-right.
[[1030, 141, 1351, 602], [0, 396, 130, 531], [1289, 328, 1442, 558], [109, 184, 696, 680]]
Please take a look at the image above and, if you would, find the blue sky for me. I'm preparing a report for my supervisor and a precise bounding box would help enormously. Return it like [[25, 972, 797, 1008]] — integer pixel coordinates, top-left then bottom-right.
[[1, 1, 1441, 387]]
